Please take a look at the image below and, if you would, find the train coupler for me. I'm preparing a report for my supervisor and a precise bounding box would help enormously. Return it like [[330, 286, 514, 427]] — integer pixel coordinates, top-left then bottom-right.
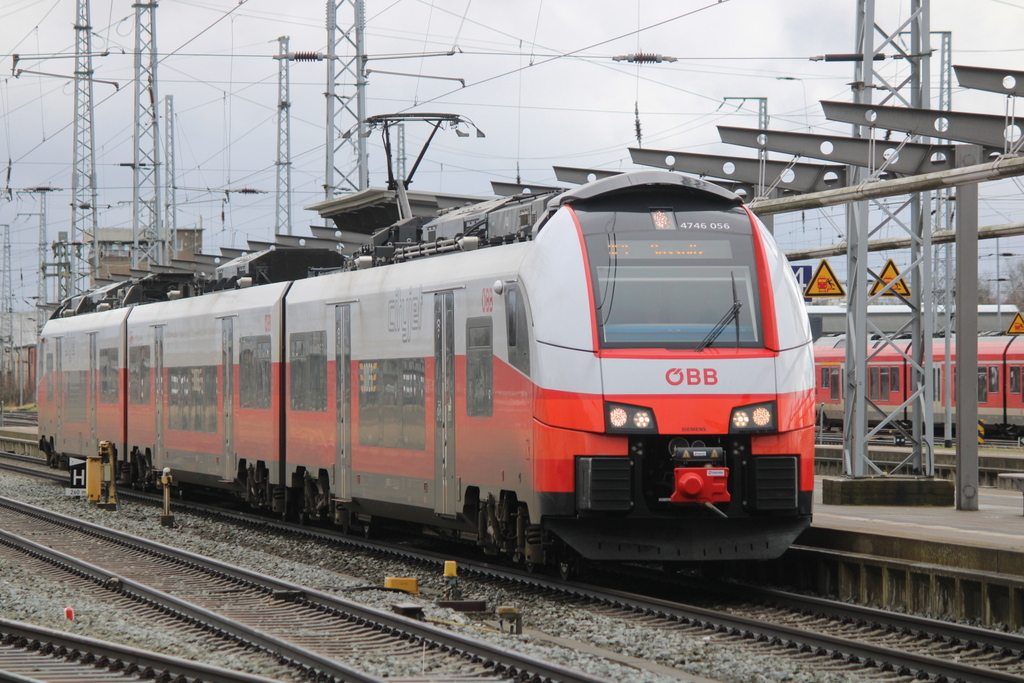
[[668, 467, 731, 505]]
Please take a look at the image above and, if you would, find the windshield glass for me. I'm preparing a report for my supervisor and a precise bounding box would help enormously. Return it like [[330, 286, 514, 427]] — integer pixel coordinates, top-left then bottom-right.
[[575, 196, 762, 349]]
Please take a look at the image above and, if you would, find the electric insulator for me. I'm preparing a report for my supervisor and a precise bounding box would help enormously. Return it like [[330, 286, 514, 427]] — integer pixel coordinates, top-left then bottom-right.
[[290, 51, 323, 62], [612, 53, 677, 64]]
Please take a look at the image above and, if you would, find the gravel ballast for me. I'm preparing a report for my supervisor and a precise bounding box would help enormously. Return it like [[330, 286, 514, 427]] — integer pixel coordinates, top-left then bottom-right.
[[0, 471, 875, 683]]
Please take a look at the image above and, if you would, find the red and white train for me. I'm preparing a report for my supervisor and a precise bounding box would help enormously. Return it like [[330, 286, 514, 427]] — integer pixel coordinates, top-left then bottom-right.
[[814, 334, 1024, 436], [38, 170, 815, 568]]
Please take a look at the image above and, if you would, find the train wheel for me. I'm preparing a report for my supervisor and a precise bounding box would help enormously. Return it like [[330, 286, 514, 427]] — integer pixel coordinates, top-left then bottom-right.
[[556, 547, 581, 581]]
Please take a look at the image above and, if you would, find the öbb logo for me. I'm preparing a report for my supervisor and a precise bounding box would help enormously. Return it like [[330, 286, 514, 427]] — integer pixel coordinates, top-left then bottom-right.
[[666, 368, 718, 386]]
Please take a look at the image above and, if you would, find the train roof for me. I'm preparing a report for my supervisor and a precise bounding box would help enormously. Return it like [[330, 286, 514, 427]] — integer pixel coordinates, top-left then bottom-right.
[[50, 170, 741, 322], [557, 170, 743, 206]]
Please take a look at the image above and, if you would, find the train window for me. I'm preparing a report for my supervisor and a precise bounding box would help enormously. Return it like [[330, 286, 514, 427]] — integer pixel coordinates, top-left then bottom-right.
[[820, 367, 830, 389], [45, 353, 53, 397], [890, 367, 900, 395], [506, 284, 531, 376], [99, 348, 119, 404], [988, 366, 999, 394], [466, 317, 493, 417], [128, 345, 151, 405], [934, 367, 942, 401], [358, 358, 426, 449], [576, 200, 761, 349], [977, 367, 988, 404], [66, 370, 87, 423], [290, 331, 327, 412], [240, 335, 272, 410], [167, 366, 218, 432], [1012, 366, 1021, 394], [830, 367, 840, 401], [869, 367, 879, 400]]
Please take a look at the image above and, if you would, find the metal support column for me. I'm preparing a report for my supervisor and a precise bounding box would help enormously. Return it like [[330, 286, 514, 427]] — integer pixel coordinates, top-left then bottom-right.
[[843, 0, 875, 478], [163, 94, 176, 260], [843, 0, 934, 478], [954, 144, 982, 511], [72, 0, 99, 291], [131, 1, 164, 268], [324, 0, 367, 198], [275, 36, 292, 235], [0, 224, 11, 377]]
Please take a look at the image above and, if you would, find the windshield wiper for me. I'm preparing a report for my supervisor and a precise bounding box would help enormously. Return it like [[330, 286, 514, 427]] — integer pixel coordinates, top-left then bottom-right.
[[694, 273, 742, 352]]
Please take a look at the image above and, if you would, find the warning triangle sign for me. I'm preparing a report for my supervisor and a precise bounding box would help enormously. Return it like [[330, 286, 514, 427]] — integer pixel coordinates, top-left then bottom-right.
[[1007, 312, 1024, 335], [869, 259, 911, 297], [803, 259, 846, 298]]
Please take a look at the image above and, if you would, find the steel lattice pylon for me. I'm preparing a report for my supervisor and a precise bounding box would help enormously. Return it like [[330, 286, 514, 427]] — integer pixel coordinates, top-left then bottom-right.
[[0, 224, 11, 374], [164, 94, 176, 260], [844, 0, 936, 482], [324, 0, 367, 198], [132, 1, 164, 268], [276, 36, 292, 235], [72, 0, 99, 291]]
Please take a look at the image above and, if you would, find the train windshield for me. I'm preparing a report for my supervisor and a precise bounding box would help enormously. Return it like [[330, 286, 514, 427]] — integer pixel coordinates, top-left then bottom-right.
[[574, 198, 762, 349]]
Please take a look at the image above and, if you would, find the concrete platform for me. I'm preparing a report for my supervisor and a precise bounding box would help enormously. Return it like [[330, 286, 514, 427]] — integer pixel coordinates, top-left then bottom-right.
[[782, 477, 1024, 625], [811, 474, 1024, 553], [821, 475, 955, 506]]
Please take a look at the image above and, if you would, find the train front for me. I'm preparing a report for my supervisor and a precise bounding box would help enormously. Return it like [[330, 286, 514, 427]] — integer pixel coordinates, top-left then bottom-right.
[[523, 171, 814, 562]]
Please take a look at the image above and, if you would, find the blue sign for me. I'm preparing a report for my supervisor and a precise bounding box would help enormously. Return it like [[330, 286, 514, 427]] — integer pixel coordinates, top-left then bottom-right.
[[791, 265, 812, 302]]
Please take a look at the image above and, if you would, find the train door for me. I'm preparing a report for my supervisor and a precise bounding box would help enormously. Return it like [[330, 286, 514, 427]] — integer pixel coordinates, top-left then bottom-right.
[[55, 337, 64, 446], [221, 317, 235, 482], [433, 291, 456, 517], [88, 332, 97, 450], [154, 326, 164, 464], [334, 304, 352, 500]]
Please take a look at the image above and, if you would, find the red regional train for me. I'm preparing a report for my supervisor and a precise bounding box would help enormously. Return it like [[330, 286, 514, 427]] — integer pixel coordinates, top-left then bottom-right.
[[815, 334, 1024, 437], [38, 171, 815, 569]]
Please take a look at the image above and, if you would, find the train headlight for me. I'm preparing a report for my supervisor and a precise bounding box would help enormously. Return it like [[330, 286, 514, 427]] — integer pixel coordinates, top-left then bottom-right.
[[729, 401, 776, 433], [605, 402, 658, 433]]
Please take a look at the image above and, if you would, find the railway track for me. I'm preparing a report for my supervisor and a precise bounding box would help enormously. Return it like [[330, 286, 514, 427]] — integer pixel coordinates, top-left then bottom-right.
[[0, 411, 38, 428], [0, 617, 285, 683], [4, 449, 1024, 682], [0, 491, 612, 683]]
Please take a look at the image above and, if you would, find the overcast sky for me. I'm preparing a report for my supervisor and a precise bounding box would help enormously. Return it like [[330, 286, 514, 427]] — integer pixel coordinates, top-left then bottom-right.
[[2, 0, 1024, 310]]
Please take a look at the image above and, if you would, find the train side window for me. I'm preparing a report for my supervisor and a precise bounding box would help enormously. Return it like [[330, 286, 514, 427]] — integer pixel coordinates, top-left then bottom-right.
[[1012, 366, 1021, 394], [358, 358, 426, 449], [977, 367, 988, 404], [128, 345, 151, 405], [890, 367, 900, 394], [466, 317, 493, 417], [988, 366, 999, 394], [167, 366, 218, 432], [99, 348, 119, 404], [240, 335, 272, 409], [66, 370, 88, 423], [830, 367, 840, 400], [290, 331, 327, 412], [933, 366, 942, 401], [820, 367, 830, 389], [879, 366, 889, 399], [506, 284, 530, 376], [869, 366, 879, 400]]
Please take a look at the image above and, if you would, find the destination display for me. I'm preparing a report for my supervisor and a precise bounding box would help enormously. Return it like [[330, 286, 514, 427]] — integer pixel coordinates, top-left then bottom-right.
[[605, 239, 733, 260]]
